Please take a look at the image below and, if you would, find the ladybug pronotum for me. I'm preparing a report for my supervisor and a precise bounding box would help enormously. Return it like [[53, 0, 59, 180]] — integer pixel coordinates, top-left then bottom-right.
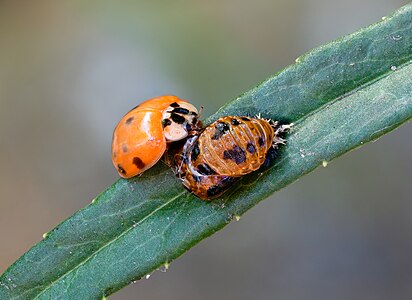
[[111, 95, 198, 178], [169, 116, 291, 200]]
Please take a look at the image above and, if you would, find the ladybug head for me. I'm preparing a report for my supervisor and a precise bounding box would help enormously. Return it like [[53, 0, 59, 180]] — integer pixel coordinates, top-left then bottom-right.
[[162, 102, 201, 142]]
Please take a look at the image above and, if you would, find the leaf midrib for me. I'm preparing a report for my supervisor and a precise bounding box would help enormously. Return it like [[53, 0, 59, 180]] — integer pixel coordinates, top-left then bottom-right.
[[289, 59, 411, 132], [30, 59, 411, 300], [31, 191, 186, 300]]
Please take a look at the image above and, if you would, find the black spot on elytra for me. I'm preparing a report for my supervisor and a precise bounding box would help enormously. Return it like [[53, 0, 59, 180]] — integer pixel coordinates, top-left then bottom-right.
[[212, 122, 230, 140], [171, 107, 189, 115], [206, 176, 237, 198], [122, 144, 128, 153], [171, 113, 185, 124], [246, 143, 256, 154], [170, 102, 180, 108], [132, 157, 145, 169], [258, 137, 265, 147], [117, 164, 126, 175], [197, 163, 217, 175], [125, 117, 134, 125], [223, 145, 246, 164], [192, 117, 198, 125], [241, 117, 250, 121], [231, 118, 240, 125], [162, 119, 172, 128], [191, 142, 200, 161]]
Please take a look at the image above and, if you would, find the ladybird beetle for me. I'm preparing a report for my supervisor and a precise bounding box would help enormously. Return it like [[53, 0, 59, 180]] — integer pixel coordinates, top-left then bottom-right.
[[168, 116, 291, 200], [112, 95, 198, 178]]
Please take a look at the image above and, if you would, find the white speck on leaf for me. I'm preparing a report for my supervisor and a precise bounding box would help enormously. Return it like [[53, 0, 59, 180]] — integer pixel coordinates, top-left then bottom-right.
[[391, 34, 402, 41], [159, 262, 170, 272]]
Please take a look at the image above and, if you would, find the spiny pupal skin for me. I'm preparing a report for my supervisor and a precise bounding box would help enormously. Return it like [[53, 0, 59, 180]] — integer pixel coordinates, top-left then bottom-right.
[[169, 116, 291, 200], [111, 95, 198, 178]]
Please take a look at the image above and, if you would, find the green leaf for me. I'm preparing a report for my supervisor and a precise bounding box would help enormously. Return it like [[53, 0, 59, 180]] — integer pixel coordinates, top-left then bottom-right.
[[2, 4, 412, 300]]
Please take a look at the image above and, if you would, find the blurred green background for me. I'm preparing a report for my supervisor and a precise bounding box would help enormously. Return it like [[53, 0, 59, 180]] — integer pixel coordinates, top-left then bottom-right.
[[1, 1, 411, 299]]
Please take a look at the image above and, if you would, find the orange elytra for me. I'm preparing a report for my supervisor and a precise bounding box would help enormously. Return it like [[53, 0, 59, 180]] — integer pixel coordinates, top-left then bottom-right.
[[111, 95, 198, 178]]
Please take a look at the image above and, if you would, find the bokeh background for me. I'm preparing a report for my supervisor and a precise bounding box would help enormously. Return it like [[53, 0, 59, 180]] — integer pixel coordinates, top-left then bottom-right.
[[1, 1, 411, 299]]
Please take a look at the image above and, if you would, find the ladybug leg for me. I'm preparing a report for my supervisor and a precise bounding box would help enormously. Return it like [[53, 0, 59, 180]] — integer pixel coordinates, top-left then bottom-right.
[[176, 155, 186, 176]]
